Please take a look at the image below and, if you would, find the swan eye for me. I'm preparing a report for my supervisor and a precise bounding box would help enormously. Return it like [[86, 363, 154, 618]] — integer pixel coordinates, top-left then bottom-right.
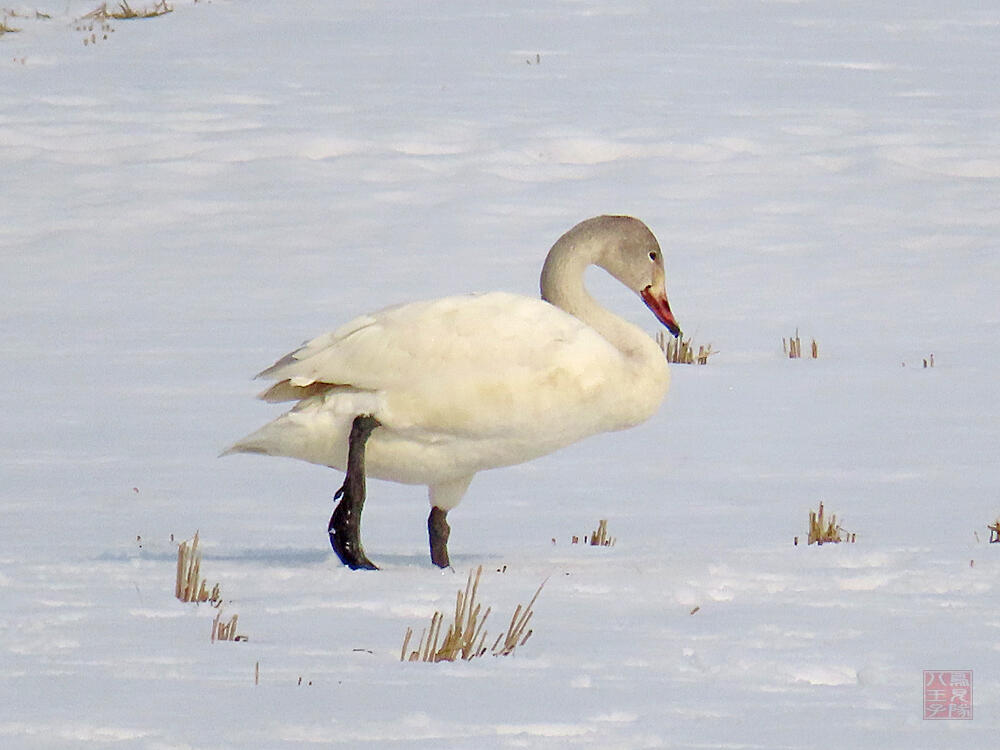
[[648, 251, 658, 262]]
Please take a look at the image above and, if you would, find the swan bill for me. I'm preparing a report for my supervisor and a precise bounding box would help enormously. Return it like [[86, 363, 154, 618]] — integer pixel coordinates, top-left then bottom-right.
[[640, 286, 681, 337]]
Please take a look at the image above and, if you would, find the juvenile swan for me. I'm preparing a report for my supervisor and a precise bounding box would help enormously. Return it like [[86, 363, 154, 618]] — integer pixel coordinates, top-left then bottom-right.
[[224, 216, 681, 569]]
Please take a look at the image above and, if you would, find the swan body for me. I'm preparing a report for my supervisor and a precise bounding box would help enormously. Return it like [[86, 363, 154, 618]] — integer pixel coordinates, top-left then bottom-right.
[[225, 215, 680, 566]]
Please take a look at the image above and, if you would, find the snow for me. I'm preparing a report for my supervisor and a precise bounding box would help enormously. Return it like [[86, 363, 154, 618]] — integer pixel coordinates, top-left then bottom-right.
[[2, 0, 998, 746]]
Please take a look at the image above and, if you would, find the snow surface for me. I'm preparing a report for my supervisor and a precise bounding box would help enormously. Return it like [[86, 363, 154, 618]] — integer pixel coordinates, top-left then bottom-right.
[[2, 0, 999, 747]]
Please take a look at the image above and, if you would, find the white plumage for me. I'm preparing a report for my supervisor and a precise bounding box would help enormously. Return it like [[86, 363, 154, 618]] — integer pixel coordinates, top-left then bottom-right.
[[224, 215, 681, 564]]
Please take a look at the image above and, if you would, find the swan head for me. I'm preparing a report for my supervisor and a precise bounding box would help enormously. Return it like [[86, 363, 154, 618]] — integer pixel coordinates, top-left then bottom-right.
[[552, 215, 682, 338]]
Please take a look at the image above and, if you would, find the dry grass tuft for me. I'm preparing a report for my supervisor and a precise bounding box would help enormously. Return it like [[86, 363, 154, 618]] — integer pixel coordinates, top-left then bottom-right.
[[784, 328, 818, 359], [588, 519, 615, 547], [401, 566, 490, 662], [76, 1, 171, 45], [175, 531, 222, 604], [401, 566, 544, 662], [805, 502, 855, 545], [211, 612, 246, 642], [174, 531, 246, 643], [1, 18, 21, 34], [656, 330, 715, 364], [568, 519, 616, 546], [83, 1, 173, 21]]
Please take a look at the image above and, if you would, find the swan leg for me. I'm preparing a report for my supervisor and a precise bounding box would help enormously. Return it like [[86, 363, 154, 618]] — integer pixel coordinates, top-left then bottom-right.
[[426, 476, 472, 568], [428, 506, 451, 569], [328, 414, 381, 570]]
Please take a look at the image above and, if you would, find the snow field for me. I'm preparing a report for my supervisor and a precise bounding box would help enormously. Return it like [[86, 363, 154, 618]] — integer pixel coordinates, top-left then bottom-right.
[[2, 0, 999, 747]]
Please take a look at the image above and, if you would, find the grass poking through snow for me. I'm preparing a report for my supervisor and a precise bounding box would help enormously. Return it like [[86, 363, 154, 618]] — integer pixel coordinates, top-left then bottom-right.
[[784, 328, 819, 359], [805, 501, 855, 545], [175, 531, 222, 604], [588, 519, 615, 547], [401, 566, 544, 662], [83, 1, 173, 21], [211, 612, 246, 643], [656, 330, 715, 364]]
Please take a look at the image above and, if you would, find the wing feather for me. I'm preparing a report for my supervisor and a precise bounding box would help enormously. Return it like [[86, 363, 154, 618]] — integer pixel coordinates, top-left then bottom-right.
[[252, 292, 624, 437]]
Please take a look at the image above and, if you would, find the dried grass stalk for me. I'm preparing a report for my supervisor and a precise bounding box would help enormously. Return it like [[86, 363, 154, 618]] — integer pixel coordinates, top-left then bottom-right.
[[588, 519, 615, 547], [402, 566, 544, 662], [807, 502, 854, 545], [211, 612, 243, 642], [656, 330, 715, 365], [493, 579, 544, 656], [784, 328, 818, 359], [175, 531, 222, 604], [82, 1, 172, 21]]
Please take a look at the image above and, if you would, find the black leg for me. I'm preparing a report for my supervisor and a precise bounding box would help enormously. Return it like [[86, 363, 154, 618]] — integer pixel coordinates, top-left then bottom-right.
[[428, 506, 451, 569], [328, 415, 380, 570]]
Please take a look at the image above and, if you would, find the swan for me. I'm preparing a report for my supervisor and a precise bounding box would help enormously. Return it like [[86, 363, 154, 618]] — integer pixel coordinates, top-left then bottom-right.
[[223, 215, 681, 569]]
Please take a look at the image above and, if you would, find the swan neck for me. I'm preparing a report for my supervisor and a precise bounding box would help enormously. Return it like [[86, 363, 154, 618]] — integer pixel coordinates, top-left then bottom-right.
[[540, 236, 597, 320], [539, 233, 649, 359]]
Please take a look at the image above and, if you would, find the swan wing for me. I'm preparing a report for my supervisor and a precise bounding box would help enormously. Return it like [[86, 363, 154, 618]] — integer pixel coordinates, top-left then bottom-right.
[[254, 292, 623, 437]]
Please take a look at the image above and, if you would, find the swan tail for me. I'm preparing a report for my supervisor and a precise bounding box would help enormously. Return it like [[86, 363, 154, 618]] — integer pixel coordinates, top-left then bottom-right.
[[219, 409, 350, 470]]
